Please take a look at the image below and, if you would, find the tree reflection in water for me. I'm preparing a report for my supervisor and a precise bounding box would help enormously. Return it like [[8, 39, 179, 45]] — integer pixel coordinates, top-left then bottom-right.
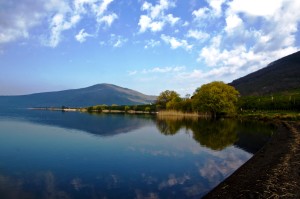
[[155, 116, 183, 135], [155, 115, 268, 151], [191, 119, 238, 150]]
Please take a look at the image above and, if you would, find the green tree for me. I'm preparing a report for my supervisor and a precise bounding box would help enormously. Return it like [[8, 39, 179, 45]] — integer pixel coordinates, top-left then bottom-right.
[[94, 105, 103, 112], [166, 97, 182, 110], [156, 90, 180, 109], [87, 106, 93, 112], [192, 81, 239, 117], [100, 104, 108, 110], [124, 106, 130, 112], [145, 107, 151, 113]]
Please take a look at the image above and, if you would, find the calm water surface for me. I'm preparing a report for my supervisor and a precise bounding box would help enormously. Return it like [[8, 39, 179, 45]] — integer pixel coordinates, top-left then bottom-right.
[[0, 109, 274, 199]]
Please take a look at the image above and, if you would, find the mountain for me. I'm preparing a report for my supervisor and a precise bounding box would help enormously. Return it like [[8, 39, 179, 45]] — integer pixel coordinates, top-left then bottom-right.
[[230, 51, 300, 96], [0, 84, 157, 108]]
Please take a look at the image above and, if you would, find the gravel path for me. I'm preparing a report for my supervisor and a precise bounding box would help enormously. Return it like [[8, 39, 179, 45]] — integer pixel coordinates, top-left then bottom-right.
[[203, 121, 300, 199]]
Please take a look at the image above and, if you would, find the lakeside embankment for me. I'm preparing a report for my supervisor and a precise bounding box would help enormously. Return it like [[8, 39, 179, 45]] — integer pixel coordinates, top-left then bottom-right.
[[203, 121, 300, 198]]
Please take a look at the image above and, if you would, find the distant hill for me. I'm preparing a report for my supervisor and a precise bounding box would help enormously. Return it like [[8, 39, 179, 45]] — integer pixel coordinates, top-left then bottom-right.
[[0, 84, 157, 108], [230, 51, 300, 96]]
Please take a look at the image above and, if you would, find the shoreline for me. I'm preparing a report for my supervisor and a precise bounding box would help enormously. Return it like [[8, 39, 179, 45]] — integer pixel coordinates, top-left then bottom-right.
[[29, 107, 157, 114], [203, 121, 300, 198], [30, 108, 300, 120]]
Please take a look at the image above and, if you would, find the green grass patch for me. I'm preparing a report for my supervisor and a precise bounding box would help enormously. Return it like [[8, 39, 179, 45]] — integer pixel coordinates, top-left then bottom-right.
[[239, 110, 300, 121]]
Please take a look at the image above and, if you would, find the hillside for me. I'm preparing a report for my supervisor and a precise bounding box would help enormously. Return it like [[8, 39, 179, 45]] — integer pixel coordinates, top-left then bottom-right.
[[230, 51, 300, 96], [0, 84, 156, 108]]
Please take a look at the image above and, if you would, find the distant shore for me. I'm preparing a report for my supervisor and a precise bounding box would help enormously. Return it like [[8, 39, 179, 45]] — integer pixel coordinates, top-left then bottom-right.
[[29, 107, 157, 114], [29, 107, 78, 111], [203, 121, 300, 198]]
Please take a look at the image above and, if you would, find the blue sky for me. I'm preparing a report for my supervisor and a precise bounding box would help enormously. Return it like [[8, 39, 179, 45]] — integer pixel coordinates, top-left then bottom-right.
[[0, 0, 299, 96]]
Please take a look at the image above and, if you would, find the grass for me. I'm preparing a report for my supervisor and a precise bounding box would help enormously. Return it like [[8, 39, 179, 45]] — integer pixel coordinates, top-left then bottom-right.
[[239, 110, 300, 121], [157, 109, 300, 121]]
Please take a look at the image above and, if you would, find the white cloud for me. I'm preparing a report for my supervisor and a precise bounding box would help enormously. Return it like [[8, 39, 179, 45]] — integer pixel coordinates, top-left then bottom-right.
[[142, 2, 152, 11], [97, 0, 114, 15], [197, 41, 298, 82], [223, 0, 300, 52], [48, 15, 62, 47], [0, 0, 46, 44], [44, 0, 80, 47], [128, 70, 138, 76], [144, 39, 161, 49], [182, 69, 203, 79], [131, 0, 300, 96], [252, 1, 300, 52], [46, 0, 117, 47], [200, 40, 256, 70], [198, 35, 221, 65], [99, 34, 128, 47], [173, 66, 186, 72], [161, 34, 193, 50], [113, 39, 122, 48], [209, 0, 226, 17], [228, 0, 283, 18], [225, 14, 243, 33], [145, 0, 174, 19], [48, 13, 79, 47], [75, 29, 92, 43], [186, 30, 210, 41], [149, 21, 165, 32], [192, 0, 226, 20], [182, 21, 189, 27], [130, 66, 185, 75], [186, 0, 300, 85], [142, 66, 185, 74], [114, 40, 127, 48], [0, 25, 29, 44], [98, 13, 118, 27], [138, 15, 152, 33], [192, 7, 210, 19], [46, 0, 70, 13], [138, 0, 179, 33], [0, 0, 118, 47], [110, 34, 128, 48], [94, 0, 117, 26], [166, 14, 180, 26]]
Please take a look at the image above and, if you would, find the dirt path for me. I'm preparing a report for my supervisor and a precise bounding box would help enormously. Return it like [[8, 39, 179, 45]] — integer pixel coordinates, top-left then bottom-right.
[[203, 121, 300, 199]]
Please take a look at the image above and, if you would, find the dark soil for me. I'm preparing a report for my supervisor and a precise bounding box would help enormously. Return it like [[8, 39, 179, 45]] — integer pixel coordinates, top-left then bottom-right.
[[203, 121, 300, 199]]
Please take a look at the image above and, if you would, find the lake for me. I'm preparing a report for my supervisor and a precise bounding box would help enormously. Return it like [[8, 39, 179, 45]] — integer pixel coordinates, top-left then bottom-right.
[[0, 109, 274, 198]]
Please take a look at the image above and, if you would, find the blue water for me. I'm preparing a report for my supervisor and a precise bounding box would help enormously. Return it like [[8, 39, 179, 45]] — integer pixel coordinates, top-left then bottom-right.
[[0, 109, 273, 198]]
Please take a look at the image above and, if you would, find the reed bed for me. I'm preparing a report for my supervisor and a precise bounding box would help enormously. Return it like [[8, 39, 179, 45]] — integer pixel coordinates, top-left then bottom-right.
[[157, 110, 209, 118]]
